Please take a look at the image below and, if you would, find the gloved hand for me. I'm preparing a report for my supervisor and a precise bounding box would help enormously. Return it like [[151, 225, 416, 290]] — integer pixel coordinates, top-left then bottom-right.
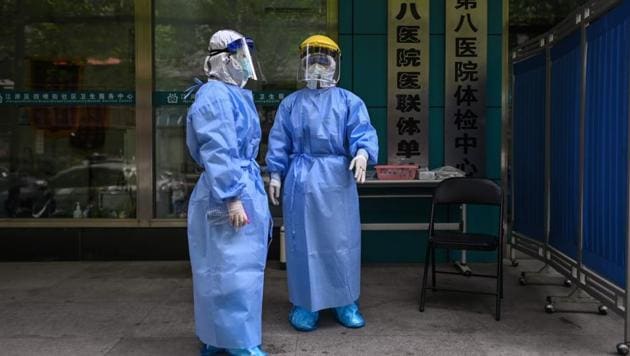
[[227, 199, 248, 229], [349, 149, 368, 184], [269, 174, 281, 206]]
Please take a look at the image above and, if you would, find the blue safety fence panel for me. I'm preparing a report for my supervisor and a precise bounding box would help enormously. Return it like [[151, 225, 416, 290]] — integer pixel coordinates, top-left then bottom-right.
[[512, 53, 547, 242], [549, 31, 581, 259], [583, 0, 630, 288]]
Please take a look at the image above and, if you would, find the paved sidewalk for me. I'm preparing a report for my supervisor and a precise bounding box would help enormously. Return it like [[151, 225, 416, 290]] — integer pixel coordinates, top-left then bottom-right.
[[0, 260, 621, 355]]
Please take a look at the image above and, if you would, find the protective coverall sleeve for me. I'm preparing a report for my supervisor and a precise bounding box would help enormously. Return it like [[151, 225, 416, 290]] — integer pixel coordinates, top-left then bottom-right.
[[265, 101, 293, 178], [346, 93, 379, 165], [191, 95, 245, 201]]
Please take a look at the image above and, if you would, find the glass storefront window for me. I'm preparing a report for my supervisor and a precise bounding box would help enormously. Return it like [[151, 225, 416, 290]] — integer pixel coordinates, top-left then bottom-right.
[[0, 1, 136, 219], [153, 0, 337, 218], [0, 1, 337, 221]]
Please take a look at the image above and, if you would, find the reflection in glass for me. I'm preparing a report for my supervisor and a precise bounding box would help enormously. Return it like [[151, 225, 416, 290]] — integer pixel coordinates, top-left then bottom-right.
[[509, 0, 588, 49], [0, 0, 136, 218], [155, 107, 198, 218]]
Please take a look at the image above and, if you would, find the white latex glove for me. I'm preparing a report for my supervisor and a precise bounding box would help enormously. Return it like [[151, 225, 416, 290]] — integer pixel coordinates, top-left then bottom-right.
[[227, 199, 249, 229], [269, 178, 281, 206], [349, 149, 368, 184]]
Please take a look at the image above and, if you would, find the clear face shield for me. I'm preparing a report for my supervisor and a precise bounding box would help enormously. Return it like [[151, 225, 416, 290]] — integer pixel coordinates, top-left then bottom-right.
[[209, 36, 265, 83], [297, 45, 340, 87]]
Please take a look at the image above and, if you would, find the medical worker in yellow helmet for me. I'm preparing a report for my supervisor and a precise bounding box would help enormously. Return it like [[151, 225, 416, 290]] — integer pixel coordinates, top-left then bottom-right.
[[266, 35, 379, 331]]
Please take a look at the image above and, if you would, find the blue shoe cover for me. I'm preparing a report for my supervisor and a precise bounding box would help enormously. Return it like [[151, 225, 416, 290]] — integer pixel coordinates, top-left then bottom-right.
[[288, 305, 319, 331], [226, 346, 267, 356], [334, 303, 365, 328], [200, 344, 223, 356]]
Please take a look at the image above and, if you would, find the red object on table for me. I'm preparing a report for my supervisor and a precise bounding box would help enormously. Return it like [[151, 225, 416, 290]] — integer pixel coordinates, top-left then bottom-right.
[[374, 165, 419, 180]]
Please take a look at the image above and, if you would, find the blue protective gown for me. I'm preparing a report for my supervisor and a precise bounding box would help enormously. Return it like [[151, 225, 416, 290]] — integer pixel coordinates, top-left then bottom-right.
[[186, 80, 271, 349], [265, 87, 379, 312]]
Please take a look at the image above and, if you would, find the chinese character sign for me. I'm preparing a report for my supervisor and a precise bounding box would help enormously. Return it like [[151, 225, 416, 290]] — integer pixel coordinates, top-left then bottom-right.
[[445, 0, 486, 176], [388, 0, 429, 166], [0, 91, 135, 106]]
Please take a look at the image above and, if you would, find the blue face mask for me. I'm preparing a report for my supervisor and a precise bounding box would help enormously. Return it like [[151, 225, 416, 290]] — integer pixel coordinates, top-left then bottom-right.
[[227, 57, 248, 88], [237, 56, 254, 79]]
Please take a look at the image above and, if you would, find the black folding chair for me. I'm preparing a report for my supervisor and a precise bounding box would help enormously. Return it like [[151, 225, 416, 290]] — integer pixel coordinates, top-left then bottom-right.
[[419, 177, 505, 320]]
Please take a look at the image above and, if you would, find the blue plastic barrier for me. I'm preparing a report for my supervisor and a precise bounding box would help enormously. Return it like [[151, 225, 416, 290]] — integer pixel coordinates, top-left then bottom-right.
[[583, 0, 630, 288], [549, 31, 581, 260], [513, 54, 547, 242]]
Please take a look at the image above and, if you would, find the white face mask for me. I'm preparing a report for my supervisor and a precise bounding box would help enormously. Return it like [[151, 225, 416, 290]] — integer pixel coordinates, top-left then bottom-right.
[[306, 65, 336, 89], [306, 63, 335, 82]]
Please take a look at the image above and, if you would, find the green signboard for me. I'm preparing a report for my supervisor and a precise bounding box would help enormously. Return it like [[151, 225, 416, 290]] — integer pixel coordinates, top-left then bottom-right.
[[252, 91, 292, 105], [0, 91, 134, 106], [153, 90, 292, 106], [0, 90, 292, 106], [153, 91, 194, 106]]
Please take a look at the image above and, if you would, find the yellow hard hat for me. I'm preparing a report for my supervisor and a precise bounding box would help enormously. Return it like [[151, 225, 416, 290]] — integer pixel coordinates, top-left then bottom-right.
[[299, 35, 340, 54]]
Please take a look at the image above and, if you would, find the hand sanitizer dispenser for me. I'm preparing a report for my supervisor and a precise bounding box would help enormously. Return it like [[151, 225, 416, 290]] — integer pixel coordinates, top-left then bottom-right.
[[73, 202, 82, 218]]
